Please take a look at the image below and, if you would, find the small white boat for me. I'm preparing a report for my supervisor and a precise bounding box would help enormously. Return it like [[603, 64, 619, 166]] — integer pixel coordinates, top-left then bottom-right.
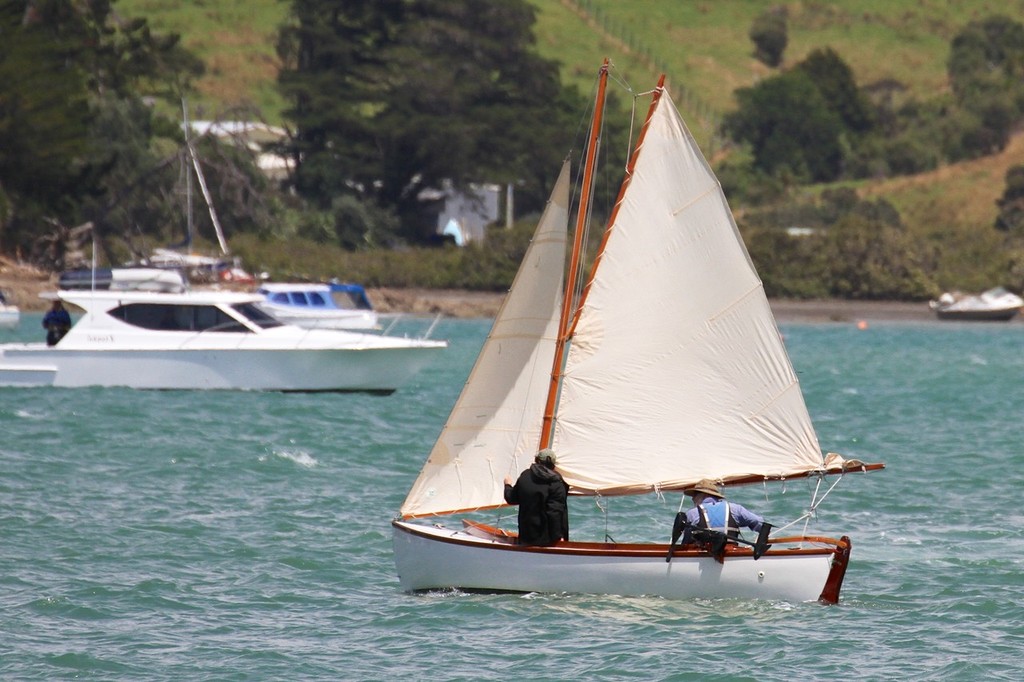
[[393, 63, 884, 604], [0, 290, 19, 330], [929, 287, 1023, 321], [0, 272, 446, 392], [257, 282, 379, 331]]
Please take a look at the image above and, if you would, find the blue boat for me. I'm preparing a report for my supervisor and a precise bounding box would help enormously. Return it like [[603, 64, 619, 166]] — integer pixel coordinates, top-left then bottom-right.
[[257, 282, 379, 330]]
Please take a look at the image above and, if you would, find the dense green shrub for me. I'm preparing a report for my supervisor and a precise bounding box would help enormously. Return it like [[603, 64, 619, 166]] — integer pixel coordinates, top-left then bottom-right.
[[739, 188, 932, 300], [231, 220, 537, 290], [749, 7, 787, 68], [819, 215, 934, 299], [718, 158, 788, 208], [796, 48, 874, 134], [743, 228, 830, 299], [724, 71, 845, 183], [996, 165, 1024, 235]]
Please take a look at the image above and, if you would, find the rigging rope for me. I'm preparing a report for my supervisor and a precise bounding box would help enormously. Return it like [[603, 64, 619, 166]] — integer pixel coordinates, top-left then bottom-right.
[[769, 472, 848, 546], [594, 493, 616, 543]]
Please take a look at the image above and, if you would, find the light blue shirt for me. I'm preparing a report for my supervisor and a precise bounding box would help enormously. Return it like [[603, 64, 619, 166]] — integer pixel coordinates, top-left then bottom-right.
[[681, 497, 763, 544]]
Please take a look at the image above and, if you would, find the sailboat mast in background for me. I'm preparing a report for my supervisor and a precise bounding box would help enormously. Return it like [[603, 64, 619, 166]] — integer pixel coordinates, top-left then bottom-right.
[[181, 99, 230, 257]]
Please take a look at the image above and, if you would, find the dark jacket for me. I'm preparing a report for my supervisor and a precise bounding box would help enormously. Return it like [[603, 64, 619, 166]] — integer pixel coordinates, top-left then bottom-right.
[[43, 305, 72, 346], [503, 463, 569, 546]]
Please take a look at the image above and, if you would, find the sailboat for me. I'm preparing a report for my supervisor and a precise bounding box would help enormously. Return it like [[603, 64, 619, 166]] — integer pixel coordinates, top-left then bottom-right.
[[392, 63, 884, 603]]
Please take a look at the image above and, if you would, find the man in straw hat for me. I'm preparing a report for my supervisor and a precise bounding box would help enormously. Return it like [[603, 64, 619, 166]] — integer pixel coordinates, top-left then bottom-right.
[[503, 448, 569, 546], [679, 478, 764, 546]]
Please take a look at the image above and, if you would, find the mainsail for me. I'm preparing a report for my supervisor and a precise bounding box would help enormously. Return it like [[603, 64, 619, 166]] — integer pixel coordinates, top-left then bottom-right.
[[552, 88, 827, 496], [399, 162, 569, 518]]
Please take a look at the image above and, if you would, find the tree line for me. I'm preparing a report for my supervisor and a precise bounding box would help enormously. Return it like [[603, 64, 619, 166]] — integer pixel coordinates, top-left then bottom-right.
[[1, 0, 594, 268]]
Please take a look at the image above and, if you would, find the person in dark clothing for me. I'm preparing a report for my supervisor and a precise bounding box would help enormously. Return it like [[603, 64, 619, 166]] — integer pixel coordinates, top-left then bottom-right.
[[503, 448, 569, 546], [42, 299, 72, 346]]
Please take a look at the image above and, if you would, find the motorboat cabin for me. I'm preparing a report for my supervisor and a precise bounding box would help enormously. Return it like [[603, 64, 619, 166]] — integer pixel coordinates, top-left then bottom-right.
[[256, 282, 379, 330]]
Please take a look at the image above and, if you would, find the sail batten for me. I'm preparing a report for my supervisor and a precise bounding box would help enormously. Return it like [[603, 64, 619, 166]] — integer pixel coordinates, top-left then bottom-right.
[[670, 183, 717, 217]]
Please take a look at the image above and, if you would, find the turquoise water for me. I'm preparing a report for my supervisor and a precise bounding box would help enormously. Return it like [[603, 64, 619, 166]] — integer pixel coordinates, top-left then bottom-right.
[[3, 314, 1023, 680]]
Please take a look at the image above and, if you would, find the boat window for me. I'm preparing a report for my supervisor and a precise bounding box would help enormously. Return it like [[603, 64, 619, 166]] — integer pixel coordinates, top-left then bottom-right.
[[289, 293, 309, 306], [109, 303, 251, 332], [232, 303, 284, 328], [308, 292, 327, 307], [269, 293, 289, 304]]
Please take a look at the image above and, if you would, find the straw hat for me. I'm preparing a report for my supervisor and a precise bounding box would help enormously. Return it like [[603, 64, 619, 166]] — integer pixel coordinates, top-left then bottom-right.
[[683, 478, 722, 498]]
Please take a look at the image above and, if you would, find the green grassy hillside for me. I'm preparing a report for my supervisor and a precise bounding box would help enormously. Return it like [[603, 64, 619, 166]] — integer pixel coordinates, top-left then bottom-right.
[[115, 0, 287, 121], [118, 0, 1009, 125], [527, 0, 1009, 134]]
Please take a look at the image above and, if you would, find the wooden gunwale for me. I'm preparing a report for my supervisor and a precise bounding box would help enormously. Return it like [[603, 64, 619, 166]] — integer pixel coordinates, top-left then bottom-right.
[[393, 520, 843, 559]]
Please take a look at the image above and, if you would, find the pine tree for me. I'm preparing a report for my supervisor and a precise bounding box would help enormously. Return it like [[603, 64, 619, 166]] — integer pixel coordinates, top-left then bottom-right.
[[277, 0, 574, 244]]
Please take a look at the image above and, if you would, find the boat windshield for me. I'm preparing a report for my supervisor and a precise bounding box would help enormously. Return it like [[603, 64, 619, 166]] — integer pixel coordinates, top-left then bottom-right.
[[330, 289, 372, 311], [233, 302, 284, 328], [110, 303, 251, 333]]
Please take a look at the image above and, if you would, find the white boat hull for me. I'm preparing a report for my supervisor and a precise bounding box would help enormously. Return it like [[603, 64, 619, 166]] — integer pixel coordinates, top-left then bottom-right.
[[0, 344, 442, 392], [933, 306, 1020, 322], [393, 521, 850, 603], [930, 288, 1024, 321], [1, 286, 445, 392]]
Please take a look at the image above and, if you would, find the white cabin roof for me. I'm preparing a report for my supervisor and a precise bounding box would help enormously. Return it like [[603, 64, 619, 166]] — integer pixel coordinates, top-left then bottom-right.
[[258, 283, 331, 294]]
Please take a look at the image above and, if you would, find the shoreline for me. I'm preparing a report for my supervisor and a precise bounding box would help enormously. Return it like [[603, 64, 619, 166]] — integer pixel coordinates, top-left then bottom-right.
[[0, 261, 948, 322], [768, 298, 936, 323], [370, 288, 942, 323], [0, 283, 944, 324]]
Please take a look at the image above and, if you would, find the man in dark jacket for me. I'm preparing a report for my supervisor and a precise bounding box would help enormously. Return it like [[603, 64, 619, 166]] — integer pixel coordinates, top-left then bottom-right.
[[503, 448, 569, 545], [42, 299, 72, 346]]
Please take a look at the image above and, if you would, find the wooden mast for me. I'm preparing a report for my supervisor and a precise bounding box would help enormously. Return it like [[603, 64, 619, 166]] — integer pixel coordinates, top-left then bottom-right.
[[539, 60, 609, 448]]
